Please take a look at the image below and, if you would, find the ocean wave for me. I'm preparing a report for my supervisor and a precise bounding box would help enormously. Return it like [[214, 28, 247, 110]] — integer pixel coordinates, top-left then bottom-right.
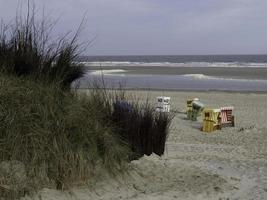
[[89, 69, 126, 76], [79, 72, 267, 91], [182, 74, 267, 82], [182, 74, 212, 80], [88, 71, 267, 83], [80, 61, 267, 68]]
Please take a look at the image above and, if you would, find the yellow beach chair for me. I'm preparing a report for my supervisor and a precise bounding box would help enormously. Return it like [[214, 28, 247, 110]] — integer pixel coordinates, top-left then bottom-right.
[[202, 108, 221, 133]]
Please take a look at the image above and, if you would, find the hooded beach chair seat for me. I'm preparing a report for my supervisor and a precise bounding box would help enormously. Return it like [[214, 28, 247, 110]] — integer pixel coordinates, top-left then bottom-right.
[[202, 108, 221, 132], [186, 98, 204, 120]]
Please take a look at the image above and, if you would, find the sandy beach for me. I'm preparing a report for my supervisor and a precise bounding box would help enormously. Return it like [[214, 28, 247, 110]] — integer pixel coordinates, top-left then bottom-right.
[[23, 90, 267, 200], [1, 1, 267, 199]]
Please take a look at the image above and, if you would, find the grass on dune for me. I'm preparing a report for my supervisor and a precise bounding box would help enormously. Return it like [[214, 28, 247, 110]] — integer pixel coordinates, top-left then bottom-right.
[[0, 66, 173, 200], [88, 88, 174, 160], [0, 4, 85, 90], [111, 96, 173, 159], [0, 75, 130, 199]]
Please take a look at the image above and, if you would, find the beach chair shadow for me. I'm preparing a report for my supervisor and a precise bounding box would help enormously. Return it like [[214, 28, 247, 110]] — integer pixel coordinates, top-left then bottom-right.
[[190, 121, 203, 130]]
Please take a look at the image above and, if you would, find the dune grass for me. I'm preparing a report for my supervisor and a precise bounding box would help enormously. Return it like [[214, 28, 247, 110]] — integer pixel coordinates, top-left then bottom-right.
[[0, 5, 85, 90], [0, 75, 173, 200], [0, 75, 131, 199], [87, 88, 174, 160], [111, 97, 173, 159]]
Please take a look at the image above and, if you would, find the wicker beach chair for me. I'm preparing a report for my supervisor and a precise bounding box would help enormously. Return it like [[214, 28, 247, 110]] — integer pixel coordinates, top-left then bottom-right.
[[202, 108, 221, 132], [186, 98, 204, 121], [186, 98, 194, 118]]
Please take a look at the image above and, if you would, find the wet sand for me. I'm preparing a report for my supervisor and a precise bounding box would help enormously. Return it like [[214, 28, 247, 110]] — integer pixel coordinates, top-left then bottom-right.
[[24, 90, 267, 200]]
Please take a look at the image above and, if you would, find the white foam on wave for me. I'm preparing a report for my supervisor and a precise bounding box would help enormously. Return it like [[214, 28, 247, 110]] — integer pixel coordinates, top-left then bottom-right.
[[182, 74, 267, 83], [88, 70, 267, 83], [182, 74, 211, 80], [89, 69, 126, 76], [80, 61, 267, 68]]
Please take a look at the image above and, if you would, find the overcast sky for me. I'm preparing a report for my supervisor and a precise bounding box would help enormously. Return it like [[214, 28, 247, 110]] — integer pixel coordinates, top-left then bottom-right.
[[0, 0, 267, 55]]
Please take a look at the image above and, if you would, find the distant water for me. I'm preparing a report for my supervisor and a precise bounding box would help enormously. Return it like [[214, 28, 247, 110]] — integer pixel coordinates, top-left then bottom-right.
[[76, 55, 267, 92]]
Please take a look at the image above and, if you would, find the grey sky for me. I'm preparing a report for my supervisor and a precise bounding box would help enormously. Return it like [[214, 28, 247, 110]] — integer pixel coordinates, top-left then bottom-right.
[[0, 0, 267, 55]]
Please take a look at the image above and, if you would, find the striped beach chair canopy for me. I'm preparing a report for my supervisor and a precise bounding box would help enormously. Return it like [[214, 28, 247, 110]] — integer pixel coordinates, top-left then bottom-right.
[[220, 106, 234, 124]]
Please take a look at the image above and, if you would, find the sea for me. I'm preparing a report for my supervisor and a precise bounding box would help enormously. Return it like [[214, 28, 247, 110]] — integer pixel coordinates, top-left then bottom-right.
[[76, 55, 267, 92]]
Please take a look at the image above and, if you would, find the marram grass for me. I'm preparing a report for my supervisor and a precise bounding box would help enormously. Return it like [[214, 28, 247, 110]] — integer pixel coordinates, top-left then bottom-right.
[[0, 75, 129, 199]]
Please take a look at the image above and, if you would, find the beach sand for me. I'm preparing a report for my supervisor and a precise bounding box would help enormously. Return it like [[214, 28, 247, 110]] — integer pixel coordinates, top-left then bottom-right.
[[23, 91, 267, 200]]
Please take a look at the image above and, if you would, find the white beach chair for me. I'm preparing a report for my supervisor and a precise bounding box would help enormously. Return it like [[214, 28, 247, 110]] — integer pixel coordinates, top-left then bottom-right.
[[156, 96, 170, 112]]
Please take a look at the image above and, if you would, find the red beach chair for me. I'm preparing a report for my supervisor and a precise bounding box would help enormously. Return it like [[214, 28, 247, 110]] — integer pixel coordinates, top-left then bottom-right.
[[220, 107, 235, 127]]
